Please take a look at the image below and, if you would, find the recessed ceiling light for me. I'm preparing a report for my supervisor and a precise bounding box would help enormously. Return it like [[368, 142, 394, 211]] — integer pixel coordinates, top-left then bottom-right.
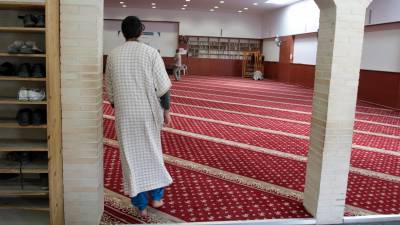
[[220, 0, 224, 3], [237, 10, 243, 13], [152, 6, 156, 8], [122, 5, 127, 7], [210, 9, 215, 11], [120, 1, 124, 4], [244, 7, 248, 10], [265, 0, 295, 4], [214, 6, 219, 8], [151, 2, 156, 5], [253, 2, 259, 5]]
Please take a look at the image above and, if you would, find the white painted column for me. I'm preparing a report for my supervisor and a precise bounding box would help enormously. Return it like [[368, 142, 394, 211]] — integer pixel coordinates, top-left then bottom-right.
[[60, 0, 104, 224], [304, 0, 372, 224]]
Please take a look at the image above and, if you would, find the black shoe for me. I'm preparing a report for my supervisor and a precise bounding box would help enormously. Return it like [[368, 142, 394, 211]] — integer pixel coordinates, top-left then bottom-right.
[[0, 62, 16, 76], [16, 108, 32, 126], [17, 63, 32, 77], [0, 174, 19, 180], [32, 109, 46, 125], [32, 63, 45, 78], [36, 15, 45, 27], [7, 152, 32, 164], [18, 14, 38, 27]]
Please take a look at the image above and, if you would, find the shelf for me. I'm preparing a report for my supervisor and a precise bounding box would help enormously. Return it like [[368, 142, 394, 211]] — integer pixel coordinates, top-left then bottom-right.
[[0, 160, 48, 174], [0, 76, 46, 82], [0, 2, 45, 10], [0, 27, 45, 33], [0, 197, 49, 211], [0, 98, 47, 105], [0, 53, 46, 58], [0, 120, 47, 129], [0, 140, 47, 152], [0, 177, 48, 197]]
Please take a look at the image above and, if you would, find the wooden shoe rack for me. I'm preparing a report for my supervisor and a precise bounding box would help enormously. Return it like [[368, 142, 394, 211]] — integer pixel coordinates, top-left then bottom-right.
[[0, 1, 62, 225]]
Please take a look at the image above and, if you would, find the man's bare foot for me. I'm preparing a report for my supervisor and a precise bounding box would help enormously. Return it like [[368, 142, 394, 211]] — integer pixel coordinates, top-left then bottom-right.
[[139, 208, 148, 217], [152, 199, 164, 208]]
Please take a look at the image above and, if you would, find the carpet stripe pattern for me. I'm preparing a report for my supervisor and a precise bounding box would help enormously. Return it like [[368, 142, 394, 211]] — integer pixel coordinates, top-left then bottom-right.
[[101, 75, 400, 224]]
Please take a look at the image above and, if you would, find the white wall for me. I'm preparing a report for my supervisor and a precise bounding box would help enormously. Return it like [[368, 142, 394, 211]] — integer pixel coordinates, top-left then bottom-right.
[[105, 7, 263, 39], [262, 39, 280, 62], [104, 20, 178, 56], [361, 24, 400, 72], [293, 33, 317, 65], [367, 0, 400, 25], [262, 0, 319, 38], [263, 0, 400, 72]]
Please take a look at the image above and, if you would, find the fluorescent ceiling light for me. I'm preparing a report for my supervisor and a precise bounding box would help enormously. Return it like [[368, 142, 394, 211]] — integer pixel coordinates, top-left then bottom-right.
[[265, 0, 295, 4], [220, 0, 224, 3], [151, 2, 156, 5], [152, 6, 156, 8], [183, 4, 187, 7], [120, 1, 124, 4], [237, 10, 243, 13], [214, 6, 219, 8], [253, 2, 259, 5], [244, 7, 248, 10], [210, 9, 215, 11], [186, 0, 191, 2], [122, 5, 127, 7], [181, 7, 186, 10]]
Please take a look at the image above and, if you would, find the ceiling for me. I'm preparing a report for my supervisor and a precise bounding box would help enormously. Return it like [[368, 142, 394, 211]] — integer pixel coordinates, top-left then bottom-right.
[[104, 0, 302, 14]]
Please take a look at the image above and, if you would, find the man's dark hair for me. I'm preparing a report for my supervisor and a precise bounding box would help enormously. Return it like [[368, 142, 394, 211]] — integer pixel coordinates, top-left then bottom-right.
[[121, 16, 145, 40]]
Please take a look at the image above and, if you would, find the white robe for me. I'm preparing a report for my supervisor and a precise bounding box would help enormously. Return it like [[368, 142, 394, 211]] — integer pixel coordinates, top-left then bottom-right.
[[105, 41, 173, 197]]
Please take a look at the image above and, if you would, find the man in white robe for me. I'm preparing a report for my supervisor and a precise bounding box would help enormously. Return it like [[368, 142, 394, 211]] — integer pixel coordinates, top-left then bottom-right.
[[105, 16, 173, 217]]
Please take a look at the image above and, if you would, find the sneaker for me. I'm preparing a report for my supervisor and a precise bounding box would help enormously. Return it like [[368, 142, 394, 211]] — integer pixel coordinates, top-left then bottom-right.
[[39, 173, 48, 190], [36, 15, 45, 27], [28, 88, 46, 101], [0, 62, 16, 76], [7, 40, 24, 54], [18, 87, 29, 101], [17, 63, 32, 77], [32, 109, 46, 125], [18, 14, 37, 27], [16, 108, 32, 126], [31, 63, 45, 78]]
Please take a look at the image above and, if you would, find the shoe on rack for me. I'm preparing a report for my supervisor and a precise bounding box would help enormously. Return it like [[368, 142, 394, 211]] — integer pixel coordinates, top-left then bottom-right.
[[32, 63, 45, 78], [18, 87, 30, 101], [7, 40, 24, 54], [17, 63, 32, 77], [36, 15, 45, 27], [18, 14, 38, 27], [32, 108, 46, 125], [28, 88, 46, 101], [16, 108, 33, 126], [0, 62, 16, 76], [39, 173, 49, 190], [24, 41, 44, 54], [7, 152, 32, 164]]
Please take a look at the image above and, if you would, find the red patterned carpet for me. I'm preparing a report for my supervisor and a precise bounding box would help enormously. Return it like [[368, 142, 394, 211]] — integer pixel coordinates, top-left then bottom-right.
[[101, 75, 400, 224]]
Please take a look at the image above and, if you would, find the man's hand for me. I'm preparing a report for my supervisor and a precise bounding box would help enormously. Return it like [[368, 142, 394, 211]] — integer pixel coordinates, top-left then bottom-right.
[[163, 110, 172, 127]]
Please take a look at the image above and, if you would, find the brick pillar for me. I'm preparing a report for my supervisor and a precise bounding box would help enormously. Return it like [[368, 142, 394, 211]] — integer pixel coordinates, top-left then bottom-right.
[[304, 0, 372, 224], [60, 0, 104, 224]]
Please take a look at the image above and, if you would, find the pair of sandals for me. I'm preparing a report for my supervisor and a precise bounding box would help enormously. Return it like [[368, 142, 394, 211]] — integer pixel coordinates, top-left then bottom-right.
[[8, 41, 44, 54], [18, 14, 45, 27]]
